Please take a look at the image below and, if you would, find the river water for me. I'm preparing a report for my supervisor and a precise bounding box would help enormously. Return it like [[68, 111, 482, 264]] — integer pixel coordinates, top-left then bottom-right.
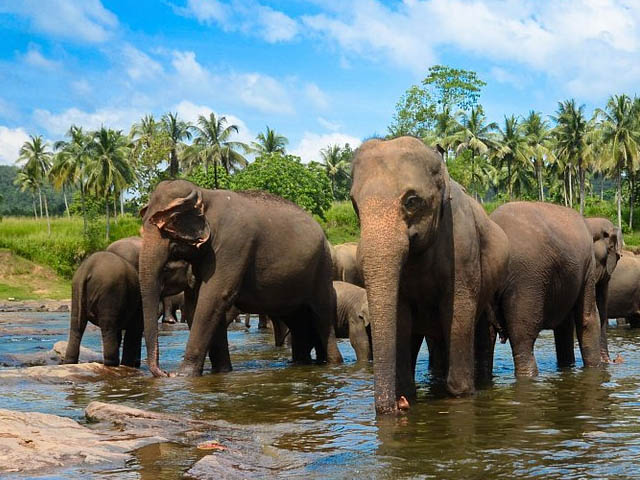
[[1, 313, 640, 479]]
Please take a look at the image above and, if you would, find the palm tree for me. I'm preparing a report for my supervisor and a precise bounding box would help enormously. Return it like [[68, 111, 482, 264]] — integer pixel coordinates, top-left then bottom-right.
[[596, 94, 640, 230], [521, 111, 554, 201], [251, 126, 288, 154], [425, 106, 457, 160], [13, 171, 40, 219], [320, 144, 350, 197], [186, 113, 248, 189], [85, 127, 135, 240], [18, 135, 52, 234], [553, 99, 593, 215], [445, 106, 498, 200], [130, 115, 159, 148], [51, 125, 90, 226], [492, 115, 530, 200], [161, 112, 192, 177]]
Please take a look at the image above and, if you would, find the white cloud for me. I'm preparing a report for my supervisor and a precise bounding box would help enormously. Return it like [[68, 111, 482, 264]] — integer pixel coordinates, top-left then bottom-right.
[[234, 73, 295, 115], [0, 126, 30, 165], [173, 100, 254, 144], [490, 67, 526, 90], [71, 79, 92, 95], [122, 45, 163, 81], [0, 0, 118, 43], [171, 50, 208, 83], [291, 132, 361, 164], [33, 107, 144, 136], [301, 0, 640, 97], [23, 44, 61, 70], [177, 0, 298, 43], [318, 117, 341, 131], [305, 83, 329, 110]]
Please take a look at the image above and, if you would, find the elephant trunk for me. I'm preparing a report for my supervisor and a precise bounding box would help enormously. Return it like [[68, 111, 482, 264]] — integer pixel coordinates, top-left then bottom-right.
[[358, 200, 408, 414], [139, 226, 170, 377]]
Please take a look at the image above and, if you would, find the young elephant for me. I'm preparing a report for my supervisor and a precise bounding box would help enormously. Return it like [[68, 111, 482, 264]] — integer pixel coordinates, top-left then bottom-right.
[[584, 217, 622, 361], [351, 137, 509, 414], [607, 252, 640, 328], [331, 243, 364, 287], [64, 251, 142, 367], [139, 180, 342, 377], [333, 281, 371, 362], [161, 292, 184, 324], [491, 203, 603, 376]]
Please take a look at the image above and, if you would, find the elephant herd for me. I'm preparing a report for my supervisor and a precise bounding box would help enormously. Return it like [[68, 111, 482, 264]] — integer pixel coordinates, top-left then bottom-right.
[[64, 136, 640, 416]]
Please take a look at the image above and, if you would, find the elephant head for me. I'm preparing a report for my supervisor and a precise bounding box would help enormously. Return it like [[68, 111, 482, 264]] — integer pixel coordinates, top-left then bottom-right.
[[139, 180, 211, 376], [350, 137, 450, 413], [585, 217, 622, 282]]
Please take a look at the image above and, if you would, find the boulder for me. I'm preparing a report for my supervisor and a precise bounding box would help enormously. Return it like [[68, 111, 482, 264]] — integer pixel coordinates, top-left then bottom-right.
[[0, 341, 102, 367], [0, 362, 141, 384]]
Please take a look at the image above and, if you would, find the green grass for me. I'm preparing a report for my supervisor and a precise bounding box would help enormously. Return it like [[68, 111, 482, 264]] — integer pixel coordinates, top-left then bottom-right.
[[0, 249, 71, 299], [317, 202, 360, 245], [0, 215, 141, 279]]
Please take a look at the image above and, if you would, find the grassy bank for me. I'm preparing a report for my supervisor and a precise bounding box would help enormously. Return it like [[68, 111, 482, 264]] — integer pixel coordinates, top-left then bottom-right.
[[0, 249, 70, 300]]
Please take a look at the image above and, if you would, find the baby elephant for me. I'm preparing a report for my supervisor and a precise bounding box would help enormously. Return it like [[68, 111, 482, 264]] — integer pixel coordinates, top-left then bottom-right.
[[333, 281, 372, 362], [64, 251, 142, 367]]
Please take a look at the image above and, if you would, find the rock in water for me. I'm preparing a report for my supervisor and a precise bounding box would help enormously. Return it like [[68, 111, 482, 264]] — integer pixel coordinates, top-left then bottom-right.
[[0, 341, 102, 367], [0, 363, 141, 384]]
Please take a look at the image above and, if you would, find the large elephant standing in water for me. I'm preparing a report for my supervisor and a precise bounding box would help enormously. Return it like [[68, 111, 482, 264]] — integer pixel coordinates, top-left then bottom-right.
[[139, 180, 343, 377], [584, 217, 622, 361], [490, 203, 604, 376], [350, 137, 509, 414], [607, 251, 640, 328]]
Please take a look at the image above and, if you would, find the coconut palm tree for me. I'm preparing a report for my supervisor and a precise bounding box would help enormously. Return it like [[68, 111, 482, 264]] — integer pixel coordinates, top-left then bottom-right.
[[161, 112, 192, 177], [51, 125, 90, 225], [595, 94, 640, 230], [18, 135, 52, 234], [445, 106, 498, 200], [320, 144, 350, 198], [13, 171, 40, 219], [85, 127, 135, 240], [521, 111, 554, 201], [251, 126, 288, 155], [130, 115, 159, 148], [492, 115, 531, 200], [553, 99, 594, 215], [186, 113, 248, 189]]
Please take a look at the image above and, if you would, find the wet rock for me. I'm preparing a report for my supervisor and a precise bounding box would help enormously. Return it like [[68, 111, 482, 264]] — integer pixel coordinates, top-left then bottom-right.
[[56, 304, 69, 312], [0, 341, 102, 367], [0, 362, 141, 384]]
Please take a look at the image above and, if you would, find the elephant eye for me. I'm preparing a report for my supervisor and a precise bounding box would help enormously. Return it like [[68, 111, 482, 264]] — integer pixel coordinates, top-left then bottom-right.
[[403, 193, 423, 212], [603, 231, 609, 238]]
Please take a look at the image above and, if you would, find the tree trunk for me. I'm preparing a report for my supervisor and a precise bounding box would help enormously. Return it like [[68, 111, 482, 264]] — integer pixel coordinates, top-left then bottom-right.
[[507, 156, 512, 200], [563, 170, 568, 207], [105, 198, 110, 241], [214, 161, 219, 190], [600, 174, 604, 201], [568, 165, 573, 208], [113, 193, 118, 224], [63, 185, 71, 219], [536, 159, 544, 201], [578, 159, 585, 216], [32, 195, 37, 220], [120, 190, 125, 216], [471, 153, 477, 201], [81, 187, 87, 235], [629, 171, 635, 233], [43, 190, 50, 236], [38, 188, 43, 218], [617, 166, 622, 231], [170, 149, 178, 178]]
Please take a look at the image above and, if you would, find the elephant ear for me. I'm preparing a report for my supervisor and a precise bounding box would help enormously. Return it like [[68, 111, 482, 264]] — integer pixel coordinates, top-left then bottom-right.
[[607, 228, 623, 275], [149, 190, 211, 247]]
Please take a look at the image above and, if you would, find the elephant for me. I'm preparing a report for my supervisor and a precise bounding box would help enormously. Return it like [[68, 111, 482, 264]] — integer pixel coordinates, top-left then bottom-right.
[[107, 236, 194, 325], [607, 251, 640, 328], [333, 281, 371, 362], [138, 180, 343, 377], [331, 242, 364, 286], [490, 202, 604, 377], [64, 251, 142, 367], [350, 137, 509, 414], [584, 217, 622, 361]]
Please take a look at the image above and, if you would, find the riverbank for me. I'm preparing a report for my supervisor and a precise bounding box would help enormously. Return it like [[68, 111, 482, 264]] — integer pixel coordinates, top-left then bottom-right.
[[0, 249, 70, 302]]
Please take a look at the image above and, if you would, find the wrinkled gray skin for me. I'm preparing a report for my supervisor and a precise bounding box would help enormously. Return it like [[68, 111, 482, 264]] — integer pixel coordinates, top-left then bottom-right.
[[107, 236, 194, 325], [64, 252, 142, 367], [607, 251, 640, 328], [350, 137, 509, 414], [333, 281, 371, 362], [331, 243, 364, 287], [584, 217, 622, 361], [491, 203, 603, 376], [139, 180, 342, 377]]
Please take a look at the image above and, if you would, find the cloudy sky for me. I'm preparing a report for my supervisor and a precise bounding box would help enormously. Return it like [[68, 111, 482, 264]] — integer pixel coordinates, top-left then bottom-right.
[[1, 0, 640, 165]]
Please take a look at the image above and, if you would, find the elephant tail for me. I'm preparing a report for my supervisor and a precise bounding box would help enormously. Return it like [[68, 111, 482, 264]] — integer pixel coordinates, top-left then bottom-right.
[[488, 298, 508, 344]]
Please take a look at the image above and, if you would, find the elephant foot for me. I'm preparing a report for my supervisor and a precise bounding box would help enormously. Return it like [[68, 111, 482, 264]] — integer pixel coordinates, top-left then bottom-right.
[[176, 363, 204, 377], [600, 354, 611, 364], [613, 353, 625, 364], [397, 396, 410, 411], [162, 318, 177, 324], [211, 364, 232, 374], [148, 365, 169, 377]]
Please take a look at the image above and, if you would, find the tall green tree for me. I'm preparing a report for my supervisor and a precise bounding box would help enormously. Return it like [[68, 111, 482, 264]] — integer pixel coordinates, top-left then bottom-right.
[[13, 170, 40, 219], [186, 113, 248, 189], [18, 135, 52, 234], [85, 128, 135, 240], [445, 106, 498, 200], [493, 115, 530, 200], [320, 144, 351, 199], [596, 94, 640, 230], [251, 126, 288, 154], [521, 111, 554, 201], [161, 112, 192, 177]]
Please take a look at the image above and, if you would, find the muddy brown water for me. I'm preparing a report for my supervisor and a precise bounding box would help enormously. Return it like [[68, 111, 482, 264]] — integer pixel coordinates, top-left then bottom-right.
[[2, 312, 640, 479]]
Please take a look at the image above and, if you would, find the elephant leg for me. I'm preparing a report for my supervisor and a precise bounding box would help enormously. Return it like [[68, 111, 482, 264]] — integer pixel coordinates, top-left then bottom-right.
[[208, 325, 232, 373], [503, 291, 540, 377], [64, 310, 88, 365], [162, 298, 177, 324], [272, 317, 290, 347], [183, 283, 199, 327], [244, 313, 251, 328], [474, 309, 497, 386], [101, 327, 123, 367], [574, 277, 602, 368], [596, 286, 610, 363], [121, 328, 142, 368], [288, 316, 313, 364], [396, 300, 415, 400], [309, 287, 343, 365], [426, 335, 447, 379], [349, 321, 372, 363], [443, 289, 478, 396], [258, 314, 268, 329], [629, 316, 640, 329], [553, 317, 575, 368]]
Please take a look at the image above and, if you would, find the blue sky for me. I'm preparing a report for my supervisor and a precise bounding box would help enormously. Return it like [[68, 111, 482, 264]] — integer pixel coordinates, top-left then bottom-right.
[[1, 0, 640, 165]]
